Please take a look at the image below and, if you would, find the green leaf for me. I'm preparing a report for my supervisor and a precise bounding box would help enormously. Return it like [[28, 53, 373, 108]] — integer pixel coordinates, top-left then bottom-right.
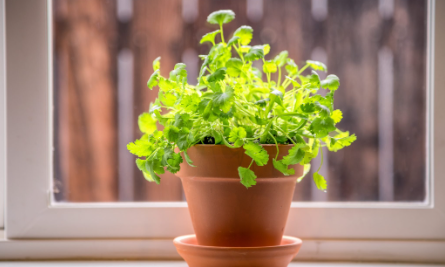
[[226, 58, 243, 77], [212, 129, 223, 144], [301, 103, 316, 113], [127, 139, 152, 157], [200, 30, 221, 45], [263, 60, 277, 73], [244, 46, 264, 61], [229, 127, 246, 147], [250, 115, 268, 125], [238, 167, 257, 188], [328, 132, 357, 152], [175, 63, 186, 70], [170, 63, 187, 82], [314, 101, 330, 117], [212, 85, 234, 113], [227, 36, 240, 47], [177, 134, 189, 151], [153, 57, 161, 71], [202, 99, 213, 120], [147, 70, 160, 89], [301, 139, 320, 164], [152, 130, 163, 139], [207, 67, 227, 82], [331, 109, 343, 123], [136, 158, 148, 173], [159, 91, 177, 107], [313, 172, 327, 191], [286, 76, 301, 88], [310, 117, 336, 138], [307, 60, 327, 72], [285, 59, 298, 75], [183, 150, 196, 167], [297, 164, 311, 182], [158, 78, 174, 92], [198, 55, 210, 83], [243, 142, 269, 166], [145, 160, 161, 184], [142, 172, 154, 182], [207, 10, 235, 25], [308, 70, 320, 88], [273, 159, 295, 176], [233, 25, 253, 45], [282, 144, 305, 165], [274, 51, 288, 67], [310, 95, 333, 111], [253, 44, 270, 55], [320, 74, 340, 90], [138, 113, 157, 134], [268, 89, 283, 109], [161, 148, 174, 166], [165, 125, 180, 143], [174, 113, 192, 128], [163, 150, 183, 173], [239, 45, 251, 53]]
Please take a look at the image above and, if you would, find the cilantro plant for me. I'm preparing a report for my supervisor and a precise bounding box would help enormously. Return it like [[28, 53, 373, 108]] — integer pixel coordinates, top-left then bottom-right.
[[127, 10, 356, 190]]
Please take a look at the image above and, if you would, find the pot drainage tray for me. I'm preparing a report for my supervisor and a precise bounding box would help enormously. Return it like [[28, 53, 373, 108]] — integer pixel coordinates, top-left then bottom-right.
[[174, 235, 302, 267]]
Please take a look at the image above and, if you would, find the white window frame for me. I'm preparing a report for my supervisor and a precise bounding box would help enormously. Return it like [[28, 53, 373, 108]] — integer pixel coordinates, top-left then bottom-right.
[[0, 0, 5, 230], [2, 0, 445, 262]]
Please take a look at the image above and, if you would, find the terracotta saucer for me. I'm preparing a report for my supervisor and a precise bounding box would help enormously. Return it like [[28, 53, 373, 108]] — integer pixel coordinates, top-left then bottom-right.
[[173, 235, 302, 267]]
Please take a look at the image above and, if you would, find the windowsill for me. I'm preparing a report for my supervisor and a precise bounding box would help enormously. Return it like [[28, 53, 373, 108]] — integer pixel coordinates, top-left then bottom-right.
[[1, 230, 445, 263], [0, 262, 441, 267]]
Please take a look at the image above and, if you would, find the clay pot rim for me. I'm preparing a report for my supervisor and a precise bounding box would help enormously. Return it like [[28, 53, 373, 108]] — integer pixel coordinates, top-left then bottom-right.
[[189, 144, 293, 147], [174, 235, 302, 250], [181, 176, 298, 182]]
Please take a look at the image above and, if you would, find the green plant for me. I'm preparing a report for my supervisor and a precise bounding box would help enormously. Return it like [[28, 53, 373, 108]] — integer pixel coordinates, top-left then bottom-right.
[[127, 10, 356, 190]]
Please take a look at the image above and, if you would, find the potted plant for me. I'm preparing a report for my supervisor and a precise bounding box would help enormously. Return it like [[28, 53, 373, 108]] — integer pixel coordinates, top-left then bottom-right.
[[128, 10, 355, 248]]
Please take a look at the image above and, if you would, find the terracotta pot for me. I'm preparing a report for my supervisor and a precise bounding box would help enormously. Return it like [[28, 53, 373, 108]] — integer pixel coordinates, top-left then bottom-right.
[[174, 234, 302, 267], [176, 144, 303, 247]]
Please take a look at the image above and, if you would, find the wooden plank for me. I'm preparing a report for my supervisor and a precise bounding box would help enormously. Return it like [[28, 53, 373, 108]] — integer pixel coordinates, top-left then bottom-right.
[[54, 0, 119, 202], [390, 0, 427, 201], [326, 0, 380, 201], [131, 0, 184, 201]]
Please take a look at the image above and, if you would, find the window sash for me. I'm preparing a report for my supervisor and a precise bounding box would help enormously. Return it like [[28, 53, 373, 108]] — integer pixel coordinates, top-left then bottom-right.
[[5, 0, 445, 242], [0, 0, 5, 230]]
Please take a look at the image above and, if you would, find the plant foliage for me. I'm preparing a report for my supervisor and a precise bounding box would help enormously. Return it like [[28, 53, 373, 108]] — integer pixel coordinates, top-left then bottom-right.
[[127, 10, 356, 189]]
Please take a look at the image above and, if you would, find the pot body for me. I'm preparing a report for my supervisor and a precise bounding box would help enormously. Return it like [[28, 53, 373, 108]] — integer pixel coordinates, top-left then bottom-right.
[[176, 145, 302, 247]]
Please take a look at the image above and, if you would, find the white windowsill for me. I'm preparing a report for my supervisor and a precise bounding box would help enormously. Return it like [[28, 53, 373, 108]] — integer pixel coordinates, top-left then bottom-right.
[[2, 231, 445, 263], [0, 262, 441, 267]]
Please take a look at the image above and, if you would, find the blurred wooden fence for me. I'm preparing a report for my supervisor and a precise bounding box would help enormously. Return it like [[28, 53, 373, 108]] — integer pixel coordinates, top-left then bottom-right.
[[53, 0, 426, 202]]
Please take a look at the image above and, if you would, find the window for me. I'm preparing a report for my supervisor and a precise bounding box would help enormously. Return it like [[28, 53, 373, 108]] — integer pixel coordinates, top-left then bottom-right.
[[53, 0, 428, 203], [3, 0, 445, 262]]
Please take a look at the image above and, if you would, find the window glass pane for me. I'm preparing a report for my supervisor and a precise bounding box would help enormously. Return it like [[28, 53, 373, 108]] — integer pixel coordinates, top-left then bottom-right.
[[52, 0, 427, 202]]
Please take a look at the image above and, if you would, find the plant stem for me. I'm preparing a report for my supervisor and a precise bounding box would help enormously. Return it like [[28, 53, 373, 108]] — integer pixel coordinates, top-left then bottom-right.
[[275, 125, 297, 145], [235, 102, 254, 117], [268, 132, 279, 160], [282, 75, 298, 89], [259, 120, 273, 143], [316, 143, 323, 173], [219, 24, 225, 43], [234, 44, 245, 63], [219, 130, 236, 148], [147, 148, 160, 161], [276, 112, 308, 120], [277, 67, 282, 87], [298, 63, 309, 75], [248, 159, 254, 169]]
